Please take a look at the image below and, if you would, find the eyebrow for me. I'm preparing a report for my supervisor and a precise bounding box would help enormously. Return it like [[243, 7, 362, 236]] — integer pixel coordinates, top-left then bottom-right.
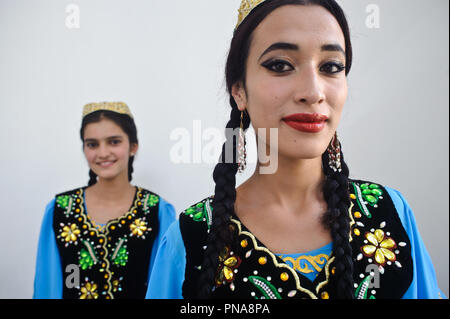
[[84, 136, 123, 143], [258, 42, 345, 61]]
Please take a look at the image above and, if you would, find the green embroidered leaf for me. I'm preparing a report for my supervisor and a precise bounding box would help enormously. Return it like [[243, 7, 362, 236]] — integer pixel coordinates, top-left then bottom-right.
[[113, 246, 128, 266], [360, 183, 383, 207], [184, 200, 211, 226], [248, 276, 282, 299], [147, 194, 159, 207], [56, 195, 71, 209], [79, 248, 94, 270], [354, 275, 371, 299]]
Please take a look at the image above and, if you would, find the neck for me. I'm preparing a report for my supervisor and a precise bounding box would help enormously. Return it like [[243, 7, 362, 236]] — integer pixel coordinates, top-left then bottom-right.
[[91, 174, 134, 201], [246, 155, 325, 207]]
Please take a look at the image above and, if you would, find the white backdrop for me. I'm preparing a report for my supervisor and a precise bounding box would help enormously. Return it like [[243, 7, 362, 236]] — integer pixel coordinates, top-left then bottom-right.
[[0, 0, 448, 298]]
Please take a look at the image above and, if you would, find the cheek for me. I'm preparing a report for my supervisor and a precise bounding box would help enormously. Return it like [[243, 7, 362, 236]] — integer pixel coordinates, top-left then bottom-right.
[[326, 80, 348, 118], [247, 78, 292, 127], [84, 149, 96, 163], [115, 145, 132, 162]]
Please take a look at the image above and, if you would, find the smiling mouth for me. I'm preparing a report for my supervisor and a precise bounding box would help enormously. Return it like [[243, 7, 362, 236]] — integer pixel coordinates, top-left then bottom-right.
[[96, 160, 117, 167]]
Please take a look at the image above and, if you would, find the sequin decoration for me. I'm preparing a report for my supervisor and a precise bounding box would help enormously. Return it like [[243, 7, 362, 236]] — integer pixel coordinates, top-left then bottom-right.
[[216, 247, 241, 287], [248, 276, 281, 299], [183, 198, 212, 229]]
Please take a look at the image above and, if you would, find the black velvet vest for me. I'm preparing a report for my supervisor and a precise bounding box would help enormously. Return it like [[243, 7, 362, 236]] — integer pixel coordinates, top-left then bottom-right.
[[180, 179, 413, 299], [53, 187, 159, 299]]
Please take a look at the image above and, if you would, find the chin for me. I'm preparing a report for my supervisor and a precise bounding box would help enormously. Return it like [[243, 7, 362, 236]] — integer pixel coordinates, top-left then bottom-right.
[[276, 141, 327, 161], [91, 169, 122, 181]]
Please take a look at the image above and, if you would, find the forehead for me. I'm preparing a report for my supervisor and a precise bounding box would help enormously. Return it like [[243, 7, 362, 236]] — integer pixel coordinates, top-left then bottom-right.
[[251, 5, 346, 53], [83, 118, 125, 139]]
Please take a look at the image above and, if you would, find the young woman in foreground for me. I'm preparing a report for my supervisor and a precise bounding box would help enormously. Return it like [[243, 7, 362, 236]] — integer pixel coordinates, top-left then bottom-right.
[[148, 0, 444, 299], [34, 102, 175, 299]]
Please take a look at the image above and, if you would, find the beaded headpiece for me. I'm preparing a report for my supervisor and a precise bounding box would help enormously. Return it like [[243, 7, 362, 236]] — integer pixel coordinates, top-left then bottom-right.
[[82, 102, 133, 119], [236, 0, 268, 29]]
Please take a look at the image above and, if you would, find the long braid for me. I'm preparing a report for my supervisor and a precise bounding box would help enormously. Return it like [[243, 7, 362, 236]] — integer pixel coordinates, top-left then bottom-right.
[[88, 169, 97, 186], [321, 144, 354, 298], [128, 156, 135, 182], [197, 102, 250, 298], [203, 0, 354, 299]]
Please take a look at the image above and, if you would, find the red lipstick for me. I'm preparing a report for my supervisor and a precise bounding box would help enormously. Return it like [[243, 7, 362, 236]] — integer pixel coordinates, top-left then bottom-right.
[[282, 113, 328, 133]]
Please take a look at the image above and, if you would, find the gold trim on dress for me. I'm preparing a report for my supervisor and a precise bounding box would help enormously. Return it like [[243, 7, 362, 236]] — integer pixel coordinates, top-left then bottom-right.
[[280, 254, 330, 274], [230, 218, 334, 299]]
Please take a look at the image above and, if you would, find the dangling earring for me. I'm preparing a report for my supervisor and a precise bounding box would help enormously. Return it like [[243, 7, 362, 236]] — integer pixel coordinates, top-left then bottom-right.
[[237, 111, 247, 173], [327, 132, 342, 173]]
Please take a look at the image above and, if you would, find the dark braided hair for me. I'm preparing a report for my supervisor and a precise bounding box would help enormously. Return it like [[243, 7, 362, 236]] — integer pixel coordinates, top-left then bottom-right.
[[198, 0, 354, 299], [80, 110, 138, 186]]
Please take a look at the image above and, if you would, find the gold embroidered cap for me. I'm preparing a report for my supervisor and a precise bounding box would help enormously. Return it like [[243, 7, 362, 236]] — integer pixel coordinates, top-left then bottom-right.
[[236, 0, 268, 29], [82, 102, 133, 119]]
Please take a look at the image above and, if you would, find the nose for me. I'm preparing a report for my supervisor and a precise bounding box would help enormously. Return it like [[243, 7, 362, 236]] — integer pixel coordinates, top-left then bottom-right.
[[294, 65, 325, 106], [97, 142, 110, 158]]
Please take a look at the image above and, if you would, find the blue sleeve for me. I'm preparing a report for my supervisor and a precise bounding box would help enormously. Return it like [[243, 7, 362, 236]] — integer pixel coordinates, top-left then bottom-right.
[[385, 187, 447, 299], [147, 197, 177, 280], [145, 220, 186, 299], [33, 199, 63, 299]]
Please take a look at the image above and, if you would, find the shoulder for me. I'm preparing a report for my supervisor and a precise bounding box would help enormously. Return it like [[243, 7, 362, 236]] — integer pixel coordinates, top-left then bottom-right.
[[55, 187, 85, 198], [348, 178, 401, 209], [138, 187, 176, 213], [52, 188, 85, 214], [179, 196, 214, 231], [347, 178, 413, 234], [348, 178, 408, 212], [136, 187, 161, 204], [178, 196, 214, 253]]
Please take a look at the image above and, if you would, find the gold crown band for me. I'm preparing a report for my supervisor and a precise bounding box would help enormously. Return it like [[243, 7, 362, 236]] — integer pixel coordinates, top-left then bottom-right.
[[236, 0, 268, 29], [82, 102, 133, 119]]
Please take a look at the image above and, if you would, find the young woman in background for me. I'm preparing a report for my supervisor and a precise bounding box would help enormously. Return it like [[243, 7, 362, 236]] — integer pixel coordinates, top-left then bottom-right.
[[34, 102, 176, 299]]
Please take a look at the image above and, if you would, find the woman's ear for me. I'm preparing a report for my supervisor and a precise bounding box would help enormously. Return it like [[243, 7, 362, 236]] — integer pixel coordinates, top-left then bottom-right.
[[130, 143, 139, 157], [231, 81, 248, 112]]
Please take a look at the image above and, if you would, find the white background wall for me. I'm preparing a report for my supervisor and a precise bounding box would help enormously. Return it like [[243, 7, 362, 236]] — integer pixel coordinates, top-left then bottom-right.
[[0, 0, 448, 298]]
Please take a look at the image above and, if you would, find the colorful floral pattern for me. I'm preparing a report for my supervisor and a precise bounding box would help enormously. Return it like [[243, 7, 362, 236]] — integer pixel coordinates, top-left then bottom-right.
[[362, 229, 397, 266], [60, 223, 80, 245], [360, 183, 384, 207], [147, 194, 159, 207], [80, 281, 99, 299], [54, 188, 159, 299], [216, 246, 241, 287], [130, 218, 148, 237], [184, 200, 212, 228]]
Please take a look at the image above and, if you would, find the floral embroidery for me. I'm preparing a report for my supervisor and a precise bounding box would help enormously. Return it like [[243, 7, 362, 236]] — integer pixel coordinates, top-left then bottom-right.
[[56, 195, 71, 209], [360, 183, 383, 207], [185, 202, 208, 222], [351, 182, 383, 218], [361, 229, 397, 266], [349, 183, 411, 298], [60, 223, 80, 245], [54, 187, 160, 299], [80, 281, 99, 299], [130, 218, 148, 237], [79, 248, 94, 270], [147, 194, 159, 207], [112, 246, 128, 267], [112, 277, 123, 293], [78, 241, 98, 270], [216, 246, 241, 287]]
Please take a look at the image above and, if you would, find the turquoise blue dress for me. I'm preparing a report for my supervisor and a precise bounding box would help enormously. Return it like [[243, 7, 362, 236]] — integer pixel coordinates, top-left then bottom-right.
[[33, 191, 176, 299], [146, 187, 446, 299]]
